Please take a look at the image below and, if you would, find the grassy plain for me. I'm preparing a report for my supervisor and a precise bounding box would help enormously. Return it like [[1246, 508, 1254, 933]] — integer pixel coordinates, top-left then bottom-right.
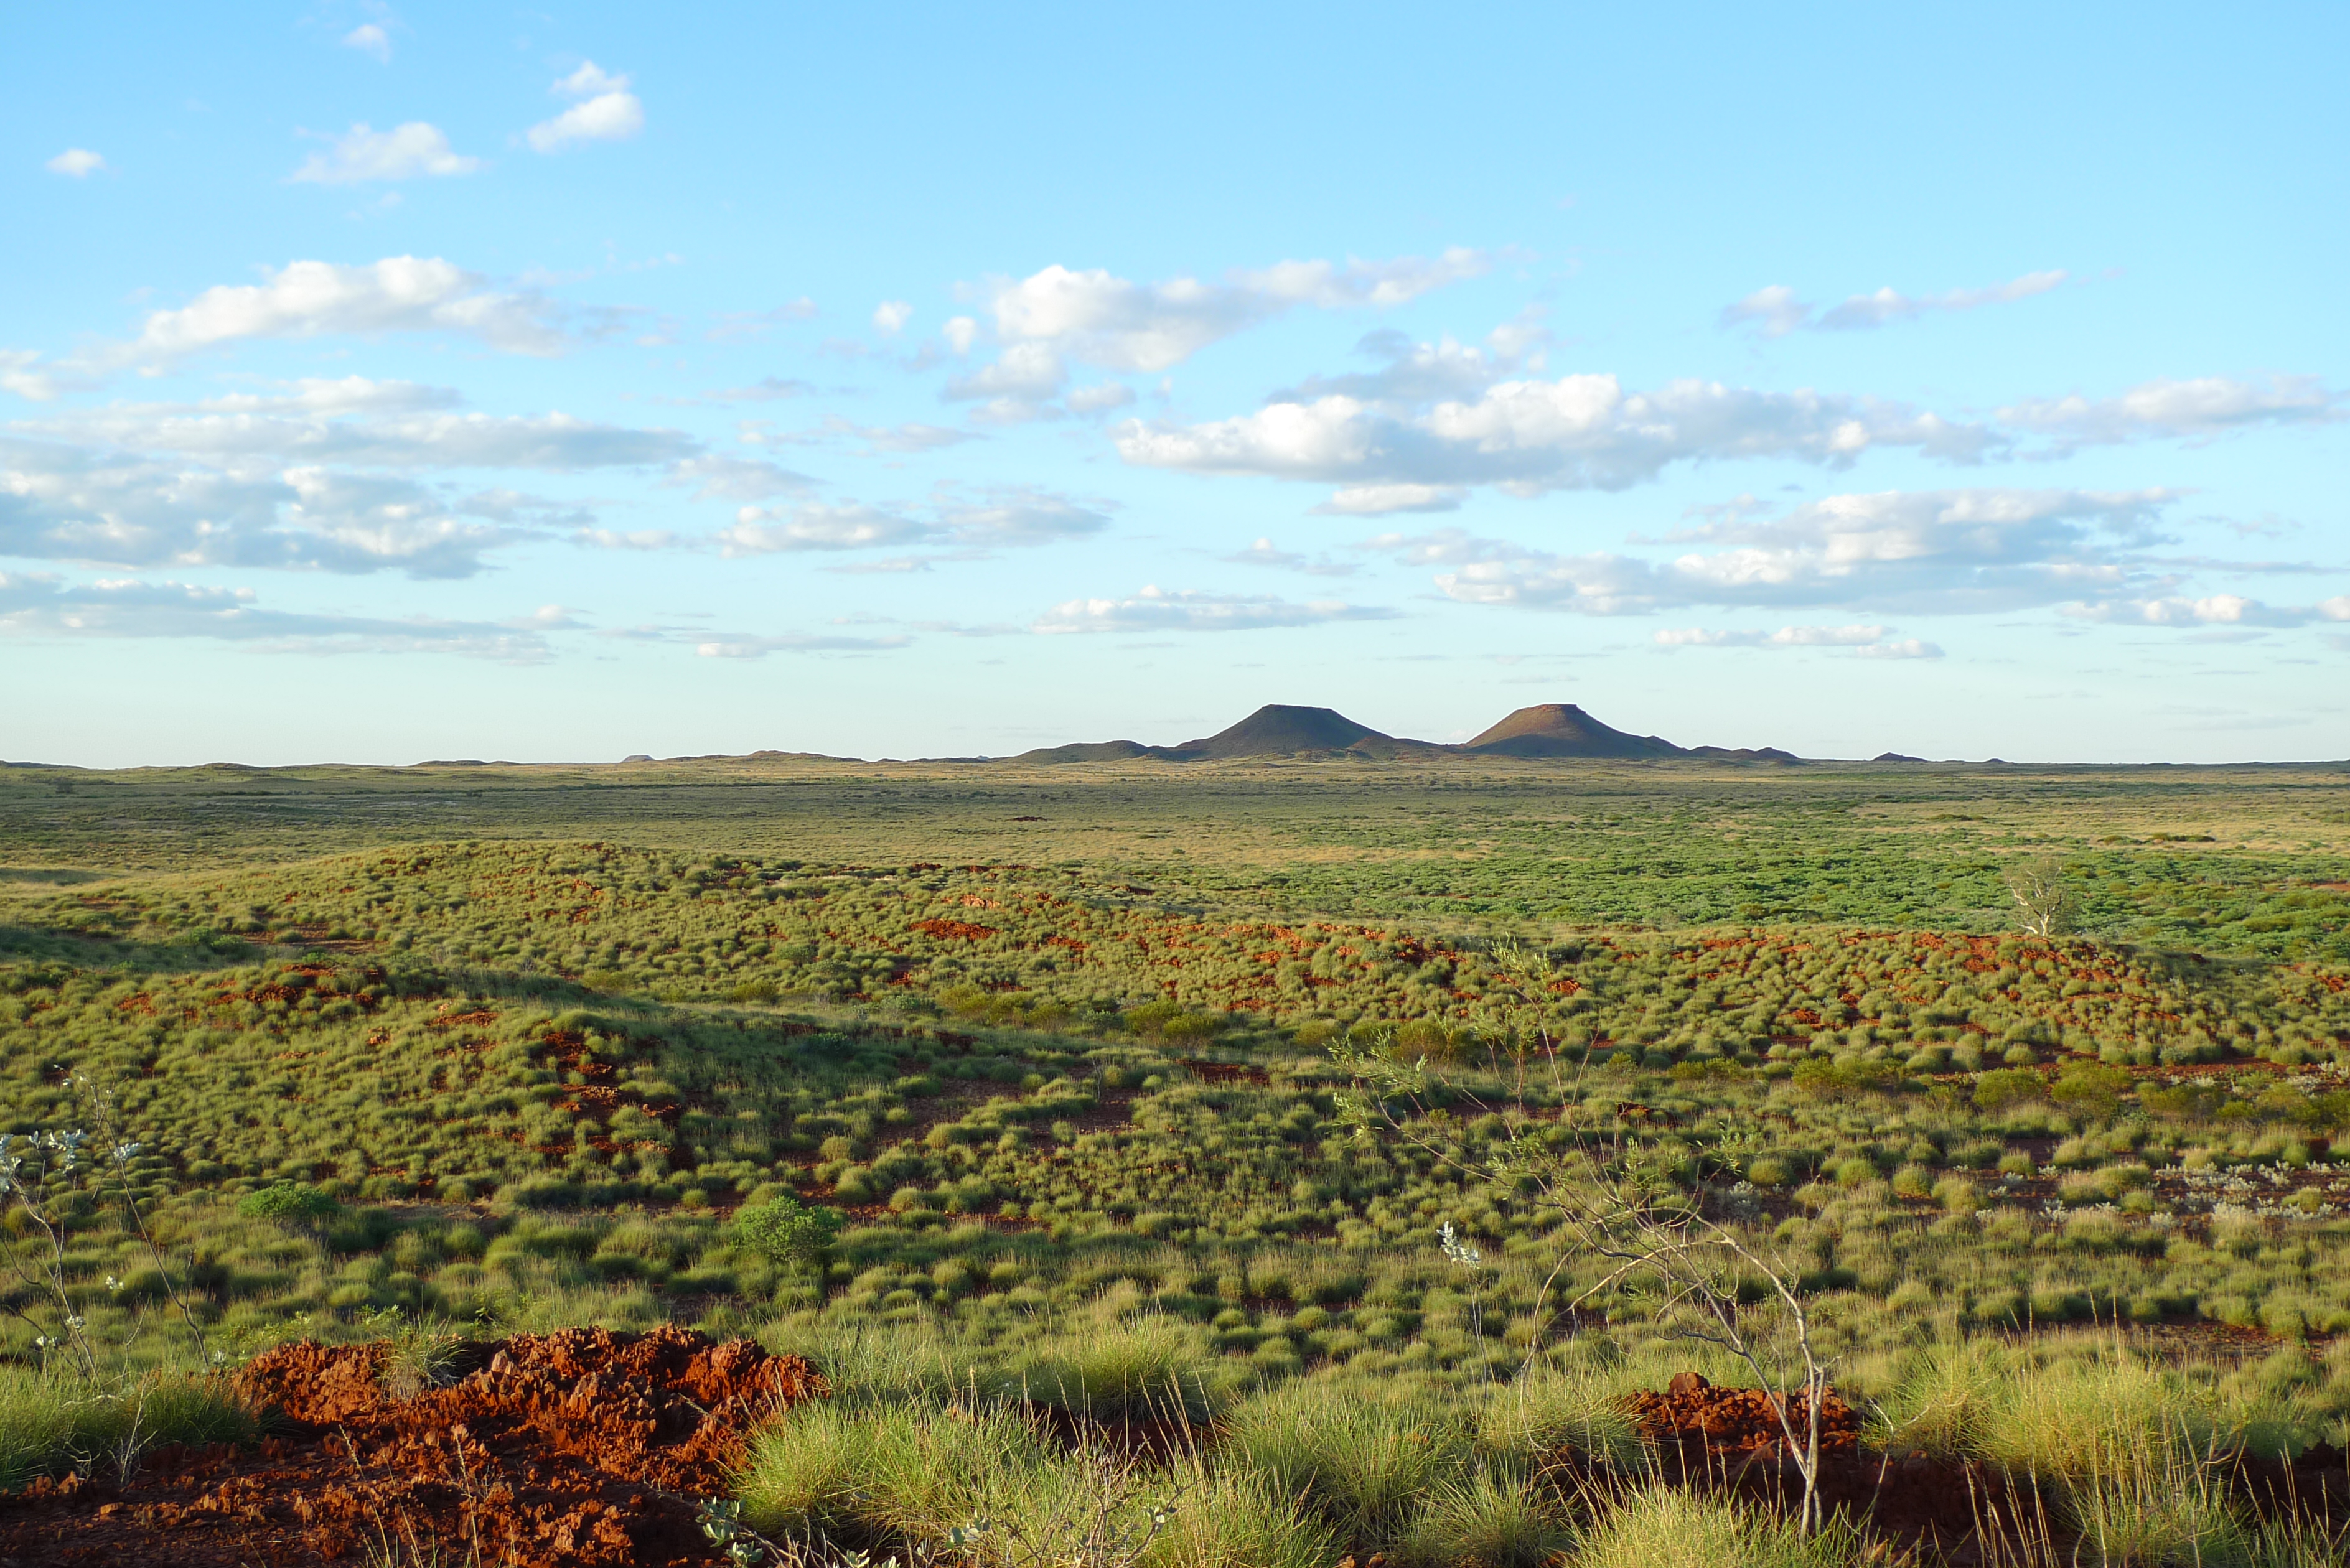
[[1, 753, 2348, 1563]]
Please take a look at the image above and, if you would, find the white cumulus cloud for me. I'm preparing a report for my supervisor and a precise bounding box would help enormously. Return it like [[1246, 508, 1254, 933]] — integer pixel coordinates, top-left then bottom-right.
[[45, 149, 106, 177], [291, 123, 482, 184], [341, 24, 392, 62], [527, 62, 644, 152], [872, 300, 913, 335]]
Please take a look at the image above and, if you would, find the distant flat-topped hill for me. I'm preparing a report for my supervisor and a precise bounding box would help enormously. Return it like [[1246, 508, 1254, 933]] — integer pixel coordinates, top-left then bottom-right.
[[1172, 704, 1451, 760], [1460, 703, 1685, 760], [1008, 701, 1797, 764]]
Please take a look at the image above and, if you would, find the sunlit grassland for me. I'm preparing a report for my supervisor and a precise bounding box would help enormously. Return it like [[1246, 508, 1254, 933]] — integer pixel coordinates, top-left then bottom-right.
[[4, 755, 2347, 954], [2, 755, 2349, 1561]]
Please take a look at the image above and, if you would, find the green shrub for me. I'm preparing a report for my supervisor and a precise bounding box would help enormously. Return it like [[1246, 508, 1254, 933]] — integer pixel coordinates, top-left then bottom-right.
[[734, 1197, 845, 1271], [1973, 1068, 2044, 1111], [235, 1183, 340, 1226]]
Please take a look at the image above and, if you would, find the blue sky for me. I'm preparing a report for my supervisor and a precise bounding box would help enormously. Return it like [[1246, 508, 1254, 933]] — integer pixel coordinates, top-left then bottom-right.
[[4, 2, 2344, 766]]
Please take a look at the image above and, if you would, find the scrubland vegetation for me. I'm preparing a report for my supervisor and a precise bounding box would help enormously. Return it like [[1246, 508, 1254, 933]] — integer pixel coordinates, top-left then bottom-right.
[[1, 755, 2346, 1562]]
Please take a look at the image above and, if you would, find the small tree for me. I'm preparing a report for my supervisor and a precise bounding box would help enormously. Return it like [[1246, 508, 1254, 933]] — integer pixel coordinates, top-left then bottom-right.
[[237, 1182, 343, 1256], [733, 1195, 844, 1272], [2004, 854, 2074, 938], [236, 1182, 342, 1227]]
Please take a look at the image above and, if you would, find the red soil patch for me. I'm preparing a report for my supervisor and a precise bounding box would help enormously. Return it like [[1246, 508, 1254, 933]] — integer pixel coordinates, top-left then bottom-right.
[[909, 918, 996, 940], [1627, 1371, 1860, 1456], [1179, 1058, 1270, 1086], [0, 1326, 825, 1567]]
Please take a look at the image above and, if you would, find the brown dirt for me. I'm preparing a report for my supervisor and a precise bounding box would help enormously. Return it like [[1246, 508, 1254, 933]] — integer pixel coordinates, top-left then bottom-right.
[[0, 1325, 825, 1567]]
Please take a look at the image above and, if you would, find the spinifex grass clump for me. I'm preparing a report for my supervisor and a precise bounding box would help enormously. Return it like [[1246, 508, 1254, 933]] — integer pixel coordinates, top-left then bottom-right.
[[1222, 1381, 1472, 1544], [0, 1366, 256, 1491]]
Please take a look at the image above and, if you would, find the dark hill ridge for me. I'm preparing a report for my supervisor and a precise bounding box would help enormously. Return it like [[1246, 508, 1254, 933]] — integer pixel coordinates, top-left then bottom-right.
[[1009, 705, 1448, 764], [1009, 702, 1799, 765]]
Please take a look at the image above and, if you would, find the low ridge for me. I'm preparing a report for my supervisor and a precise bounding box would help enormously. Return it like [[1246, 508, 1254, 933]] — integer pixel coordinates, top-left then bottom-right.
[[1008, 739, 1159, 764]]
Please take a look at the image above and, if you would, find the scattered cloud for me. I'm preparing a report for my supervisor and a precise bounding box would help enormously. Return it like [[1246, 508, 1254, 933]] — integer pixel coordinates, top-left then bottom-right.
[[718, 503, 930, 555], [1654, 622, 1941, 658], [691, 630, 913, 658], [1032, 583, 1398, 634], [2066, 594, 2350, 628], [830, 557, 935, 576], [1273, 317, 1551, 406], [572, 526, 678, 551], [1067, 383, 1136, 414], [1655, 624, 1891, 648], [45, 149, 106, 178], [943, 342, 1068, 422], [935, 487, 1110, 546], [0, 258, 577, 397], [2001, 376, 2339, 451], [19, 380, 698, 470], [706, 301, 818, 343], [0, 571, 553, 661], [716, 486, 1107, 555], [1224, 538, 1360, 578], [341, 24, 392, 62], [1120, 376, 1991, 494], [741, 415, 977, 456], [691, 377, 816, 404], [872, 300, 913, 335], [291, 122, 482, 184], [1722, 270, 2067, 336], [0, 434, 619, 577], [974, 249, 1489, 376], [661, 454, 812, 501], [527, 62, 644, 152], [1378, 487, 2182, 617], [1313, 483, 1463, 516]]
